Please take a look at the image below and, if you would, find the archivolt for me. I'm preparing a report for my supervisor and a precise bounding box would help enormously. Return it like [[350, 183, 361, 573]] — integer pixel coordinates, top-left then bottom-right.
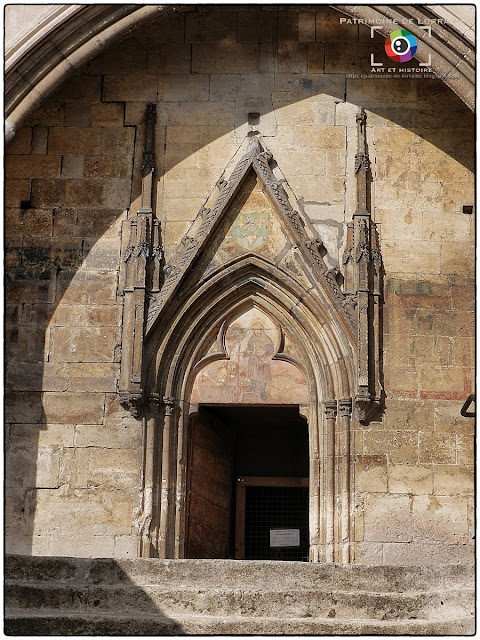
[[145, 253, 355, 406]]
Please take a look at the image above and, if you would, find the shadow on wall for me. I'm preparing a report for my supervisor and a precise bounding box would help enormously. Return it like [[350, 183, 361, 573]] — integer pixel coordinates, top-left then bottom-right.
[[4, 5, 475, 556], [4, 555, 185, 634]]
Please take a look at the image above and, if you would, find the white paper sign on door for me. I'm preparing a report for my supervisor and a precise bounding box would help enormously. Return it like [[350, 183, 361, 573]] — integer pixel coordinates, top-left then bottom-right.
[[269, 528, 300, 547]]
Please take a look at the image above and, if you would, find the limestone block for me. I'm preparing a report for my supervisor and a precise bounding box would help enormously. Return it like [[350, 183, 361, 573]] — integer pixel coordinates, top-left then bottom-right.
[[5, 155, 62, 178], [6, 127, 32, 154], [434, 310, 474, 338], [346, 78, 415, 105], [363, 494, 412, 542], [352, 542, 384, 564], [6, 208, 53, 237], [49, 535, 116, 558], [166, 125, 235, 146], [456, 434, 474, 465], [65, 179, 105, 208], [186, 10, 236, 42], [49, 326, 120, 363], [161, 197, 205, 222], [434, 400, 474, 436], [5, 391, 43, 424], [75, 423, 141, 449], [56, 269, 118, 305], [193, 43, 260, 74], [294, 124, 345, 150], [306, 43, 324, 73], [52, 74, 102, 103], [209, 74, 241, 102], [10, 423, 75, 448], [89, 38, 147, 74], [23, 236, 84, 269], [298, 12, 315, 42], [383, 399, 434, 432], [83, 155, 132, 179], [24, 103, 64, 127], [48, 127, 102, 155], [28, 126, 45, 155], [7, 533, 49, 556], [388, 464, 433, 495], [101, 128, 135, 156], [5, 179, 32, 206], [64, 103, 91, 127], [363, 430, 418, 464], [61, 155, 84, 179], [66, 363, 118, 393], [114, 535, 139, 558], [163, 221, 191, 252], [36, 447, 62, 488], [6, 438, 37, 488], [276, 41, 308, 74], [316, 7, 359, 42], [102, 74, 158, 102], [145, 11, 185, 43], [412, 495, 468, 544], [81, 238, 121, 271], [277, 149, 326, 178], [64, 448, 140, 490], [42, 392, 105, 425], [159, 102, 235, 128], [433, 465, 473, 496], [440, 241, 474, 276], [7, 361, 68, 392], [383, 541, 474, 565], [325, 42, 385, 75], [418, 432, 456, 464], [6, 269, 56, 305], [274, 102, 316, 127], [237, 10, 274, 42], [76, 209, 123, 238], [157, 74, 209, 103], [30, 179, 66, 208], [354, 455, 387, 492], [418, 365, 465, 396], [381, 241, 441, 275], [32, 488, 133, 536], [146, 44, 192, 74]]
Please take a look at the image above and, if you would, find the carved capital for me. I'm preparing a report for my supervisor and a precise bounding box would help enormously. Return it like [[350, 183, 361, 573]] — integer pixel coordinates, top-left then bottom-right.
[[339, 397, 353, 418], [119, 392, 144, 418], [324, 400, 337, 420], [163, 396, 175, 416]]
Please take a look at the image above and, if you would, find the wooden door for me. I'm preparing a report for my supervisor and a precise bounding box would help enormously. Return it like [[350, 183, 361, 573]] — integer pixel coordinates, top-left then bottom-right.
[[185, 407, 234, 558]]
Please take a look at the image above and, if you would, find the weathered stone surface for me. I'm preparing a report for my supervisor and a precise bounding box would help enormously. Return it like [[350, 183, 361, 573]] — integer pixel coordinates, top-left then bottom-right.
[[42, 392, 105, 425], [4, 5, 475, 563]]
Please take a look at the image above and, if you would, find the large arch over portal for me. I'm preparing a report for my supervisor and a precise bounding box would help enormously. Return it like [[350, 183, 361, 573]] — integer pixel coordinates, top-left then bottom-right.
[[5, 4, 475, 141]]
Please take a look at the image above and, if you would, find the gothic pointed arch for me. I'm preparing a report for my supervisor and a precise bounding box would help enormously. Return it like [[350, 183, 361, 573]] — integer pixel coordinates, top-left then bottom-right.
[[118, 111, 384, 562]]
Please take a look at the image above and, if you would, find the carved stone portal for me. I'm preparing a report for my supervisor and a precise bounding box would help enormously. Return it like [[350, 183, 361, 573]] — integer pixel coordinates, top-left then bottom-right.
[[118, 105, 383, 563]]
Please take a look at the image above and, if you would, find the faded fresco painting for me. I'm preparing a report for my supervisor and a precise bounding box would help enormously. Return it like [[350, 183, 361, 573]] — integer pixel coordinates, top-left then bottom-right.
[[191, 308, 309, 405]]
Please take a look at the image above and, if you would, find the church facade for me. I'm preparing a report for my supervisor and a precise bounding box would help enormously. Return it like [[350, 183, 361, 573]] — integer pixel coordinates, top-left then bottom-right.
[[5, 5, 474, 567]]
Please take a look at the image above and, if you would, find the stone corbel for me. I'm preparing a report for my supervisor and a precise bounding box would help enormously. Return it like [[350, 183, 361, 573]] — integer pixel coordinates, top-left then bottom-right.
[[119, 103, 160, 416]]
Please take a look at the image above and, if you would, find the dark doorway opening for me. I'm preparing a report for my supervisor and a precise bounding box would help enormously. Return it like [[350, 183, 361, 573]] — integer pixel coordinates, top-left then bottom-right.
[[185, 405, 309, 560]]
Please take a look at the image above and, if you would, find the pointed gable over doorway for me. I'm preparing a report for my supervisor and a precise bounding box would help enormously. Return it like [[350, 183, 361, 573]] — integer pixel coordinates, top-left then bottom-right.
[[145, 137, 356, 337]]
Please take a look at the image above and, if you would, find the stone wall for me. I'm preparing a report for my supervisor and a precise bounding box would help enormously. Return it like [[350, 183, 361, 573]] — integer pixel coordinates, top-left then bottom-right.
[[5, 5, 474, 562]]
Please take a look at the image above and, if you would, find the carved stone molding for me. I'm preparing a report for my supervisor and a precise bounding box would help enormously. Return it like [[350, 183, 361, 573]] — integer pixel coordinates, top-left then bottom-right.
[[338, 397, 353, 418], [146, 136, 356, 336], [324, 400, 338, 420]]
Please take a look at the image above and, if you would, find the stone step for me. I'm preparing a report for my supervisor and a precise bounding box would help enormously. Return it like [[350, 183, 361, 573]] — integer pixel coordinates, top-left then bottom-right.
[[4, 611, 476, 636], [5, 556, 475, 591], [5, 556, 475, 636], [5, 582, 474, 621]]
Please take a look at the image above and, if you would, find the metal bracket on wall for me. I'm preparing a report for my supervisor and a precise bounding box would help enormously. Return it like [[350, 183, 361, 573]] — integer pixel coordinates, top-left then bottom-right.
[[460, 394, 475, 418]]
